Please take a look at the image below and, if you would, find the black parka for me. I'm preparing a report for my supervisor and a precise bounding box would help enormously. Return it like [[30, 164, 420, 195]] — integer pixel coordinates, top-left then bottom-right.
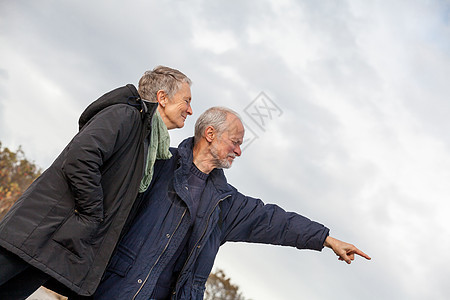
[[0, 84, 157, 296]]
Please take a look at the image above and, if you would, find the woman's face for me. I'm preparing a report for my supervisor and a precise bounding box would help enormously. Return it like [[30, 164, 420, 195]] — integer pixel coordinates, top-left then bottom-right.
[[159, 82, 192, 130]]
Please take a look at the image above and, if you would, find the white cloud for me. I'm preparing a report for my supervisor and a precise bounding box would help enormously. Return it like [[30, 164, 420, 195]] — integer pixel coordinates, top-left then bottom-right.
[[0, 43, 80, 167], [192, 21, 239, 54]]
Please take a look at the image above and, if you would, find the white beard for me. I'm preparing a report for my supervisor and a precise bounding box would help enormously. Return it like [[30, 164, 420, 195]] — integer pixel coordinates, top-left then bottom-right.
[[210, 142, 233, 169]]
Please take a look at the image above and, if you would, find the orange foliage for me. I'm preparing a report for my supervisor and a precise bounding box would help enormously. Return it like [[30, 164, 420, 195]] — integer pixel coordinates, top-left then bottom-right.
[[0, 141, 41, 219]]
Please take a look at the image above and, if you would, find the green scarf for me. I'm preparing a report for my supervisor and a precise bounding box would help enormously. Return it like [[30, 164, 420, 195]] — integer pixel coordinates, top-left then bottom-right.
[[139, 109, 172, 192]]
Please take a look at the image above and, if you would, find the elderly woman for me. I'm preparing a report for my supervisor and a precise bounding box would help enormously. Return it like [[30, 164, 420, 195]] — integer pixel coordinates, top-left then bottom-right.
[[0, 65, 193, 299]]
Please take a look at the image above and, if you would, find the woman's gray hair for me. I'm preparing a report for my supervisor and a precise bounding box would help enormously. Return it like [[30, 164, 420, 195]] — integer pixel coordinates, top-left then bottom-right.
[[194, 107, 241, 143], [138, 65, 192, 101]]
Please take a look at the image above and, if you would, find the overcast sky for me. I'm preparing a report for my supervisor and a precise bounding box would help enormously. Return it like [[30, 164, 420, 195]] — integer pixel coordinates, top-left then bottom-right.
[[1, 0, 450, 299]]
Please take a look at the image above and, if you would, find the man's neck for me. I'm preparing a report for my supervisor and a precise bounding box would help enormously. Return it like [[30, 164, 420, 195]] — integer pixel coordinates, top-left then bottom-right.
[[192, 142, 215, 174]]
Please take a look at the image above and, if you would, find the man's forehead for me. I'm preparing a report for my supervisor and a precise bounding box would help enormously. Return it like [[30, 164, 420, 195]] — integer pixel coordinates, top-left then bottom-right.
[[226, 115, 245, 137]]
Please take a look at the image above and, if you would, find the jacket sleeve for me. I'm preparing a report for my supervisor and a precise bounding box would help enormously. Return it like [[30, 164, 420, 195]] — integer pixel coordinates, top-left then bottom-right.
[[62, 104, 142, 220], [221, 191, 330, 251]]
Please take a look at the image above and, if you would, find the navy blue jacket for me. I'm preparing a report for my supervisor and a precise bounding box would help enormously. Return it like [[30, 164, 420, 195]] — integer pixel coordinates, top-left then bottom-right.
[[95, 137, 330, 300]]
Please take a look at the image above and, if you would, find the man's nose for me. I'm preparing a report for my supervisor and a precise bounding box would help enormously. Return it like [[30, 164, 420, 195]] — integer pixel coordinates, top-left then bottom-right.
[[234, 145, 242, 157], [187, 104, 193, 115]]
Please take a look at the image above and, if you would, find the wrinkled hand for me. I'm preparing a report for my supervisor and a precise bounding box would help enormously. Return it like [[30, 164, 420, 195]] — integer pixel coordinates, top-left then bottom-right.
[[324, 236, 371, 264]]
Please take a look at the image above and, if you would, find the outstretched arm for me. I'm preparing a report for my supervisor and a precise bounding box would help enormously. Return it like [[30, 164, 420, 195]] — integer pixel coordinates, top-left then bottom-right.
[[323, 236, 371, 264]]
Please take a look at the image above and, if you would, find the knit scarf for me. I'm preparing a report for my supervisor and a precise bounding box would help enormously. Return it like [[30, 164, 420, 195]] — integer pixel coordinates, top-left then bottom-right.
[[139, 109, 172, 192]]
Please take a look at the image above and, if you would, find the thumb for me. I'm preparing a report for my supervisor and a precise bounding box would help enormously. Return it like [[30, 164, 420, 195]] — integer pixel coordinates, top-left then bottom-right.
[[339, 252, 352, 264]]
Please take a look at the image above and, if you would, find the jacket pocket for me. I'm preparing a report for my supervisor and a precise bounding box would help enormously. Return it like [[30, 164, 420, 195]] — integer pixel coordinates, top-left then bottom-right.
[[106, 244, 137, 277], [52, 212, 100, 258], [191, 275, 207, 299]]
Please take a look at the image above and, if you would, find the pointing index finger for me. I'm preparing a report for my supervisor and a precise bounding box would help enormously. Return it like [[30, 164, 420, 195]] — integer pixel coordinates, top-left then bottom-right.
[[355, 248, 371, 260]]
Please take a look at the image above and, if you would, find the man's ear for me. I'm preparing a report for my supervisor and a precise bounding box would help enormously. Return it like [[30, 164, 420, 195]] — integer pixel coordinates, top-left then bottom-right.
[[205, 126, 215, 142], [156, 90, 168, 107]]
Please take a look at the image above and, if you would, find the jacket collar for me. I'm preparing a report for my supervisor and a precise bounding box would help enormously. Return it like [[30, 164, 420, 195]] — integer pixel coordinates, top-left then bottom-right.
[[176, 137, 232, 195]]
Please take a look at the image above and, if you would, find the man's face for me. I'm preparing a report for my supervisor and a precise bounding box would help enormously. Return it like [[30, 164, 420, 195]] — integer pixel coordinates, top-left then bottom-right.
[[163, 82, 193, 129], [210, 115, 245, 169]]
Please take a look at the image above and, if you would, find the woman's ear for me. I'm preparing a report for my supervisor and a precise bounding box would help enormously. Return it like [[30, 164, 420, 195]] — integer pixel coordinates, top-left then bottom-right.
[[156, 90, 167, 108]]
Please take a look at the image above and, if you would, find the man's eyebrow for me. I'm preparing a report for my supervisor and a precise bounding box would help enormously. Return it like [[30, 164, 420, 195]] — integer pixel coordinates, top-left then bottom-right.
[[231, 137, 243, 144]]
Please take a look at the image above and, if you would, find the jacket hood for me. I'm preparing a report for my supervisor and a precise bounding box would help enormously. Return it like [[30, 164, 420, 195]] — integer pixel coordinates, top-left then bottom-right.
[[78, 84, 142, 130], [177, 137, 195, 167]]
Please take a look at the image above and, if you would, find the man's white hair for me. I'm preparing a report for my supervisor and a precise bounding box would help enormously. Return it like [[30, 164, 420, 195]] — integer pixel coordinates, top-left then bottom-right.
[[194, 107, 241, 144]]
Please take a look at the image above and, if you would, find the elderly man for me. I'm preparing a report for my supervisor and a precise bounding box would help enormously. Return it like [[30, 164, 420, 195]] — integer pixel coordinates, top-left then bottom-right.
[[93, 106, 370, 300], [0, 66, 193, 299]]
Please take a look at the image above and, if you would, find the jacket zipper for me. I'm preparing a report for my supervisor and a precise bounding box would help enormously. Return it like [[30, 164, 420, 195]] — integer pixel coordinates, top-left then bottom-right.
[[132, 208, 187, 300], [172, 194, 231, 299]]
